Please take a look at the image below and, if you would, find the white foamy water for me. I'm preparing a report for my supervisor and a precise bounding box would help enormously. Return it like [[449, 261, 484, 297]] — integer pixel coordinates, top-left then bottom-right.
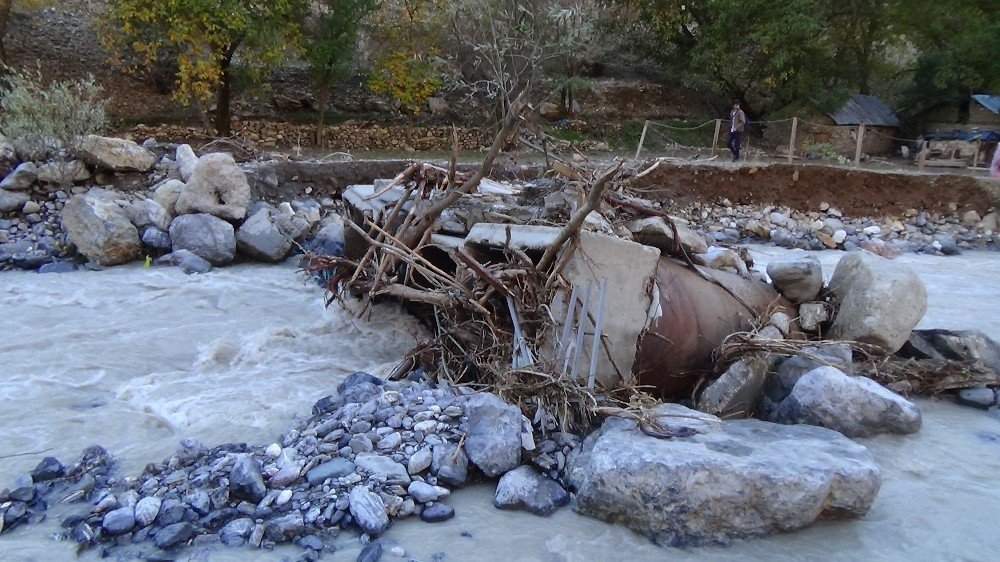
[[1, 250, 999, 561]]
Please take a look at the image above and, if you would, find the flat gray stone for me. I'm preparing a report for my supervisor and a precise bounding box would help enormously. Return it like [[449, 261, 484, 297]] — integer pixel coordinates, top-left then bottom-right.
[[566, 403, 881, 546]]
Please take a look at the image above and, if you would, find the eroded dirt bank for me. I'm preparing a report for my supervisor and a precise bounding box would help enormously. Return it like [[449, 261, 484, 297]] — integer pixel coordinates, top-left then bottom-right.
[[633, 162, 1000, 216]]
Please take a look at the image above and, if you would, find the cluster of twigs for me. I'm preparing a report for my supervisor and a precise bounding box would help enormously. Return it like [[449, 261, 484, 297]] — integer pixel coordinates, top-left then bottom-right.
[[869, 359, 1000, 395], [303, 97, 664, 431]]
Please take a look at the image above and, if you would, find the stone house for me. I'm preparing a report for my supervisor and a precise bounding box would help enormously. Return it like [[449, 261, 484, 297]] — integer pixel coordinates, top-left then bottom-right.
[[765, 95, 901, 158]]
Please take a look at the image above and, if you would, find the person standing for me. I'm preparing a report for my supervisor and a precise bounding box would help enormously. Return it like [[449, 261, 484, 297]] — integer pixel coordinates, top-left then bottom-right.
[[728, 100, 747, 162]]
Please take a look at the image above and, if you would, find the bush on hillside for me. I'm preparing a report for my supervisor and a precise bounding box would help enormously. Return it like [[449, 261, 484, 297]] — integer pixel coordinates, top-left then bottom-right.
[[0, 66, 107, 161]]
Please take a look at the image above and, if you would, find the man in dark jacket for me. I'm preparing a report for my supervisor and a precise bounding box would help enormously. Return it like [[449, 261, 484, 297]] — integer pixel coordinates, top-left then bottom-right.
[[728, 100, 747, 162]]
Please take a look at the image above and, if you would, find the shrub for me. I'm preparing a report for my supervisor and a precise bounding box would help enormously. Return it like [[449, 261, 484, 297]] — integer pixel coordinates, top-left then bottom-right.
[[0, 66, 107, 161]]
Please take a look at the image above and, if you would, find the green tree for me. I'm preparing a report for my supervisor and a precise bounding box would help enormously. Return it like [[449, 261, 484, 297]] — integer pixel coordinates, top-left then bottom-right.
[[823, 0, 904, 96], [305, 0, 375, 143], [103, 0, 307, 135], [896, 0, 1000, 116], [620, 0, 844, 115]]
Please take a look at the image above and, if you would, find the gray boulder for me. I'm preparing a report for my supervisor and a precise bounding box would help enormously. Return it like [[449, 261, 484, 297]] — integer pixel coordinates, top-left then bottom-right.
[[566, 403, 881, 546], [175, 153, 251, 220], [774, 366, 921, 437], [1, 162, 37, 190], [236, 208, 293, 262], [0, 188, 29, 212], [62, 193, 141, 266], [141, 227, 172, 250], [698, 355, 773, 419], [766, 255, 823, 303], [349, 486, 389, 536], [828, 252, 927, 354], [155, 249, 212, 274], [463, 392, 522, 477], [493, 465, 570, 516], [77, 135, 157, 172], [121, 198, 171, 231], [175, 144, 198, 182], [152, 179, 185, 217], [169, 213, 236, 265], [36, 160, 90, 185]]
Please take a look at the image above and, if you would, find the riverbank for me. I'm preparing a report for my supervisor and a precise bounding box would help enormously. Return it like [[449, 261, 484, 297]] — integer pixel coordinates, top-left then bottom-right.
[[1, 249, 999, 560]]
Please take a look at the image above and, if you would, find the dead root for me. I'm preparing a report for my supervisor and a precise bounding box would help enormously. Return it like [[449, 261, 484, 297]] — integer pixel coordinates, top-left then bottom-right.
[[868, 359, 1000, 396]]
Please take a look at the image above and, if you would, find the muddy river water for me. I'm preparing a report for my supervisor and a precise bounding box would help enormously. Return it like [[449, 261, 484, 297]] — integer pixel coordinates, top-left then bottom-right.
[[1, 247, 999, 561]]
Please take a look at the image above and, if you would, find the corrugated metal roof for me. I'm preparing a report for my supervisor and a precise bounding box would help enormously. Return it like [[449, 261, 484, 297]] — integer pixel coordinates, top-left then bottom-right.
[[828, 94, 900, 127], [972, 94, 1000, 114]]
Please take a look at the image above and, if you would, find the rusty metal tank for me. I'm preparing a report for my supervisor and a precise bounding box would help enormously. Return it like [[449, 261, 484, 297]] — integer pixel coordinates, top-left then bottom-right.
[[633, 256, 795, 400]]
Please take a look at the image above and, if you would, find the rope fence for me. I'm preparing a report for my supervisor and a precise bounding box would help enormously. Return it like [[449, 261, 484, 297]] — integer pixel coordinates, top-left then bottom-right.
[[633, 116, 998, 170]]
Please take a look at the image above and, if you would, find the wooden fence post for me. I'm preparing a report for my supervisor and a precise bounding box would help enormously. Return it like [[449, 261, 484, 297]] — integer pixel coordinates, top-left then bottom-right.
[[854, 122, 866, 167], [635, 120, 650, 160], [711, 119, 722, 157], [788, 117, 798, 165]]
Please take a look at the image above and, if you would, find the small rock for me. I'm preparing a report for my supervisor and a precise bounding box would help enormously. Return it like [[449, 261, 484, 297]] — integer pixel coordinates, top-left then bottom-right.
[[153, 522, 196, 549], [407, 481, 450, 503], [30, 456, 64, 482], [407, 447, 432, 475], [419, 503, 455, 523], [494, 465, 570, 516], [766, 255, 823, 303], [102, 506, 136, 535], [134, 496, 162, 527], [229, 455, 267, 503], [431, 444, 468, 487], [265, 511, 304, 542], [349, 486, 390, 536], [220, 517, 254, 546], [357, 541, 383, 562], [956, 387, 996, 410], [306, 458, 356, 486]]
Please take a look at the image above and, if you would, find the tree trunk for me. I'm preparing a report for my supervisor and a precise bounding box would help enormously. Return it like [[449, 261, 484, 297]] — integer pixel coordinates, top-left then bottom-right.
[[315, 80, 330, 146], [215, 54, 233, 136]]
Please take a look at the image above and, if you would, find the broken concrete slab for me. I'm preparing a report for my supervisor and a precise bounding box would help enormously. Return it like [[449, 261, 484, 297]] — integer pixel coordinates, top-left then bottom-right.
[[544, 231, 661, 387], [465, 223, 560, 252]]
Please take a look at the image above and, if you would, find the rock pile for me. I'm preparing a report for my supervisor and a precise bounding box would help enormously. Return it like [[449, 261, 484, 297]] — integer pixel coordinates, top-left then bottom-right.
[[671, 199, 999, 256], [0, 372, 576, 559], [0, 137, 337, 272]]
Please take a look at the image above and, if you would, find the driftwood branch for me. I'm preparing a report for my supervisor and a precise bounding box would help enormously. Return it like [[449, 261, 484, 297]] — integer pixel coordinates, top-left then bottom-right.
[[401, 88, 530, 249], [536, 161, 623, 274]]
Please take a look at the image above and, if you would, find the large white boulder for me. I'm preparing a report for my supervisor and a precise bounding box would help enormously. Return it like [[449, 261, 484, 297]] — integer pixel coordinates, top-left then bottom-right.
[[77, 135, 157, 172], [61, 193, 141, 265], [828, 251, 927, 353], [566, 403, 881, 546], [175, 153, 251, 220], [774, 366, 921, 437]]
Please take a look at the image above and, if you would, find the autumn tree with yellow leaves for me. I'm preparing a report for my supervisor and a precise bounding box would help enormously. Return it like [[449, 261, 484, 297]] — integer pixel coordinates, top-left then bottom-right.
[[102, 0, 307, 135]]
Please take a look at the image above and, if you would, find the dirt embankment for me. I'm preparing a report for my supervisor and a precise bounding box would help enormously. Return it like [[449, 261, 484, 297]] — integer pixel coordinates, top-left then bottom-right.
[[634, 162, 1000, 216]]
